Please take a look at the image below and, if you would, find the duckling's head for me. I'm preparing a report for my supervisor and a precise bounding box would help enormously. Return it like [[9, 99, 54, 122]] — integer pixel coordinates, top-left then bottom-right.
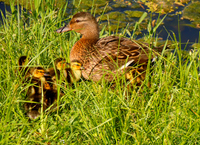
[[18, 56, 28, 66], [70, 60, 84, 81], [32, 67, 45, 79], [18, 56, 31, 72], [71, 60, 83, 70], [56, 12, 99, 39], [55, 58, 67, 71]]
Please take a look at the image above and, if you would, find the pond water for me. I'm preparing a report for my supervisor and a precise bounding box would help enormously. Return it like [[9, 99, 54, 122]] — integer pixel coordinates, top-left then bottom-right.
[[154, 11, 199, 50], [0, 1, 8, 23], [0, 0, 199, 50]]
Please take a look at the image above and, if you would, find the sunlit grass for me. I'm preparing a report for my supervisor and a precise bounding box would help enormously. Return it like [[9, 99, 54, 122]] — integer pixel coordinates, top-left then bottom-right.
[[0, 0, 200, 144]]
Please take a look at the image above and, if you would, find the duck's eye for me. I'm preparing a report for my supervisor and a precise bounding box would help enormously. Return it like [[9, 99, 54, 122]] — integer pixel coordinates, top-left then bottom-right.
[[75, 19, 80, 23]]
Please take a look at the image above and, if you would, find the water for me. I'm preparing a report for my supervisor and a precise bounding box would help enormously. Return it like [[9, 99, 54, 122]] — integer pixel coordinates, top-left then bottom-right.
[[0, 2, 9, 22]]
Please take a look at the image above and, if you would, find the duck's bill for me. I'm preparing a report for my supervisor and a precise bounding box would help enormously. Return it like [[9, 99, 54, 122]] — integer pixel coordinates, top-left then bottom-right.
[[56, 25, 72, 33]]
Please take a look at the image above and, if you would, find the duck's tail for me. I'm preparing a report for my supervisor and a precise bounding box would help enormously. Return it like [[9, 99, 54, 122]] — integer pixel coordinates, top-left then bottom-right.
[[153, 44, 170, 53]]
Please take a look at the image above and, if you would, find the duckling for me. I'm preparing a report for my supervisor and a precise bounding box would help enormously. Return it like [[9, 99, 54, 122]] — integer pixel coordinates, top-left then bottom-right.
[[24, 67, 57, 119], [17, 56, 32, 78], [26, 67, 51, 96], [70, 60, 84, 82], [18, 56, 29, 71], [25, 91, 58, 120], [24, 93, 48, 120], [57, 12, 167, 82], [39, 58, 68, 111], [45, 58, 66, 90], [125, 67, 147, 86], [58, 60, 84, 84], [17, 56, 58, 119], [17, 56, 46, 80], [47, 58, 84, 87]]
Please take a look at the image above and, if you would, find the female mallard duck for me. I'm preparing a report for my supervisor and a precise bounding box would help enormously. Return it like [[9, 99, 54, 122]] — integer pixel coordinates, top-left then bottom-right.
[[56, 12, 166, 82]]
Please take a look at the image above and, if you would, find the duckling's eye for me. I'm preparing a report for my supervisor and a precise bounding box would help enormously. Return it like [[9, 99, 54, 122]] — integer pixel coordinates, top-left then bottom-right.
[[74, 64, 81, 66]]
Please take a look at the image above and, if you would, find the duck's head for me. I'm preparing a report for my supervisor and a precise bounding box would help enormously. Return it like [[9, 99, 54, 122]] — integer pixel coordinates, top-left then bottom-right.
[[56, 12, 99, 39]]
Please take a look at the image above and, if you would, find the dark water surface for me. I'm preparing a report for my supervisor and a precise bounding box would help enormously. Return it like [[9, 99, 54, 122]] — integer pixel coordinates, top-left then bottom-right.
[[0, 1, 9, 22], [156, 14, 199, 49], [0, 1, 199, 50]]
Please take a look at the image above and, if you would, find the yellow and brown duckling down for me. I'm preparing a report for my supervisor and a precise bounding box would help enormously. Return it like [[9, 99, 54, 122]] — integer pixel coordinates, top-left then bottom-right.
[[24, 67, 54, 120], [46, 58, 84, 86], [61, 60, 84, 84], [18, 56, 29, 71], [125, 67, 149, 87], [26, 67, 51, 96], [56, 12, 167, 82], [17, 56, 32, 78], [17, 56, 84, 119]]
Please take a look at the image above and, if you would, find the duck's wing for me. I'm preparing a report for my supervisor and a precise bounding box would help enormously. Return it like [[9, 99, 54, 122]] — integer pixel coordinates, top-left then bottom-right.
[[97, 36, 162, 67], [85, 36, 159, 79], [82, 36, 165, 81]]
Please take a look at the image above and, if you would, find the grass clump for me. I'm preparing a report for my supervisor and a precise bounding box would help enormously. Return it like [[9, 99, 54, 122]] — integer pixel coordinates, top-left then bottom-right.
[[0, 0, 200, 144]]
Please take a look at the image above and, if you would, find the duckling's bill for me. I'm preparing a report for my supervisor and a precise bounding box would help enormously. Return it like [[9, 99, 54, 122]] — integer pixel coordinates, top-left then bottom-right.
[[43, 72, 51, 77]]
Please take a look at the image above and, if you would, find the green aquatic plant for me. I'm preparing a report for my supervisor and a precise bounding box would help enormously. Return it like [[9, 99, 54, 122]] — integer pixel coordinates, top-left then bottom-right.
[[137, 0, 190, 14], [124, 10, 144, 18], [182, 1, 200, 28]]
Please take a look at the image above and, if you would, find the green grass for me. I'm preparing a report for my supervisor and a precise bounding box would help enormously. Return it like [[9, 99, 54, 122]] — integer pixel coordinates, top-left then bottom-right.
[[0, 0, 200, 144]]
